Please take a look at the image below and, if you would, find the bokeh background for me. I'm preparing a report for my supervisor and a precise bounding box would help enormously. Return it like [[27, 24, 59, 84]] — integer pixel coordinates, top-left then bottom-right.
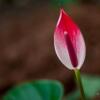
[[0, 0, 100, 99]]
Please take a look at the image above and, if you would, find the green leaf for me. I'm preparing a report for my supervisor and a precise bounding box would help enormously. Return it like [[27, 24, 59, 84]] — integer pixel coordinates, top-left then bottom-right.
[[65, 74, 100, 100], [3, 80, 63, 100]]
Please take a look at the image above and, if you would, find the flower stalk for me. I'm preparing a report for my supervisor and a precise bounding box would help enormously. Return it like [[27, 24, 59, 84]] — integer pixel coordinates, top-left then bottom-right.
[[54, 8, 86, 99], [74, 69, 86, 100]]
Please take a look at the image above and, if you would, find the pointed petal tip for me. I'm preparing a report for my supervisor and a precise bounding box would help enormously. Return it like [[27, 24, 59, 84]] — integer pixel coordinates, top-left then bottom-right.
[[56, 8, 66, 27], [60, 8, 68, 16], [60, 8, 65, 15], [56, 8, 69, 28]]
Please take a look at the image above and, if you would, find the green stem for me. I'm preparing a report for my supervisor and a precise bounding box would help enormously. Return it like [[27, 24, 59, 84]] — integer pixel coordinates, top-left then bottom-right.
[[74, 69, 86, 100]]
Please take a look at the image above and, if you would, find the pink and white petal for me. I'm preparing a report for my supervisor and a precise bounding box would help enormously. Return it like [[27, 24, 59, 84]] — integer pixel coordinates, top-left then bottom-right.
[[54, 8, 86, 70], [54, 31, 74, 70], [75, 31, 86, 69]]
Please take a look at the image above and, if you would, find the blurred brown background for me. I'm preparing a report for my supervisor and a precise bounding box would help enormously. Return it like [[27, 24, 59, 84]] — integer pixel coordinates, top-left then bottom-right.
[[0, 0, 100, 99]]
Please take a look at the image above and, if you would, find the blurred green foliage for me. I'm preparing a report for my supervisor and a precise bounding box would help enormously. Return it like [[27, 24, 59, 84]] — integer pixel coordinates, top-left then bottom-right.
[[51, 0, 78, 7], [0, 0, 78, 7], [2, 75, 100, 100], [0, 0, 100, 7], [3, 80, 63, 100], [65, 74, 100, 100]]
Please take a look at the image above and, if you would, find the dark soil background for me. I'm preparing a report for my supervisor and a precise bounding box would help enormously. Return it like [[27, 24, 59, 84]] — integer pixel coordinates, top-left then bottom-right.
[[0, 0, 100, 99]]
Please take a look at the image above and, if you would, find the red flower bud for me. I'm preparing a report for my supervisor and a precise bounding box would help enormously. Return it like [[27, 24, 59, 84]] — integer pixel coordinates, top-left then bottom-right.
[[54, 9, 86, 70]]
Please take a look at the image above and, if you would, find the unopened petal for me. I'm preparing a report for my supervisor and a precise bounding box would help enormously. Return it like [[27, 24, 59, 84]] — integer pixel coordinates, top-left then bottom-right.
[[54, 9, 86, 70]]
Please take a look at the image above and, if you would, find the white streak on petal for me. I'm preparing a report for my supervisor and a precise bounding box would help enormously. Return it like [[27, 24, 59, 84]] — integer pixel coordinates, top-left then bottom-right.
[[57, 11, 62, 27], [64, 31, 68, 35]]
